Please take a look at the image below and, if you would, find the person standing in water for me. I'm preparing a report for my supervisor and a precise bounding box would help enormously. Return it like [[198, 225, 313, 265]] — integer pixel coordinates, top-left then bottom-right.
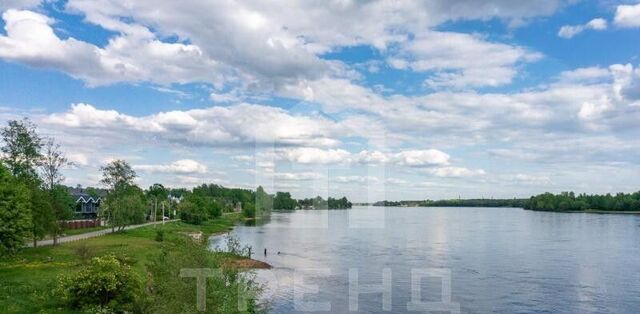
[[264, 248, 267, 256]]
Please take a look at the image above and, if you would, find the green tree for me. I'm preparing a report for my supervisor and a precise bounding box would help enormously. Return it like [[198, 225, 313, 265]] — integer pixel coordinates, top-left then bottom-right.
[[0, 118, 42, 181], [39, 138, 74, 245], [49, 185, 75, 245], [273, 191, 296, 210], [147, 183, 168, 221], [0, 164, 31, 255], [185, 192, 222, 219], [178, 197, 209, 225], [103, 184, 146, 231], [100, 160, 144, 230], [100, 160, 137, 191], [29, 186, 54, 248]]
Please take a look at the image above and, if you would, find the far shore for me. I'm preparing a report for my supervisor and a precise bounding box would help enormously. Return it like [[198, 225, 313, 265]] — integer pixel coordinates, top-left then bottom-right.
[[524, 208, 640, 215]]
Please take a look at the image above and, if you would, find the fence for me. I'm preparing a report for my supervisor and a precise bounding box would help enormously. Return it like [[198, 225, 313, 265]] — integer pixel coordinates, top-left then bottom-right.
[[61, 219, 102, 230]]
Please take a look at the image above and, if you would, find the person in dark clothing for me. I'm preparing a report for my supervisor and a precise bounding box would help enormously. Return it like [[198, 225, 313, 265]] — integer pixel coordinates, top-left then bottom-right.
[[264, 248, 267, 256]]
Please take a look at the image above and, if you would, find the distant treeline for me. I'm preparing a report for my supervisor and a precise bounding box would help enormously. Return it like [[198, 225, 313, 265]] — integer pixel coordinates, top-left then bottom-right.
[[297, 196, 352, 209], [177, 184, 352, 220], [373, 198, 527, 208], [524, 191, 640, 212]]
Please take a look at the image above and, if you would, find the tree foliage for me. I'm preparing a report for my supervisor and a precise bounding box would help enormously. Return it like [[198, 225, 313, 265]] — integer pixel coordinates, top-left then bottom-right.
[[49, 185, 75, 244], [273, 192, 296, 210], [178, 192, 222, 224], [103, 184, 146, 231], [100, 159, 137, 191], [147, 183, 169, 220], [298, 196, 352, 209], [0, 118, 42, 181], [0, 164, 31, 255], [147, 183, 168, 202], [29, 186, 54, 247], [242, 202, 256, 218], [374, 198, 526, 207], [178, 198, 209, 225], [525, 191, 640, 211]]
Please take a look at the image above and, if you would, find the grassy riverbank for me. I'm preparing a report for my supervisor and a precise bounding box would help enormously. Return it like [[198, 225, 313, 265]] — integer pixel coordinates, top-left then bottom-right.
[[0, 214, 265, 313]]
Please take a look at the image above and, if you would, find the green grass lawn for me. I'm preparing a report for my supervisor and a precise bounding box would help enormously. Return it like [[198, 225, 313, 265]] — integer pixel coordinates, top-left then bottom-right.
[[0, 214, 241, 313]]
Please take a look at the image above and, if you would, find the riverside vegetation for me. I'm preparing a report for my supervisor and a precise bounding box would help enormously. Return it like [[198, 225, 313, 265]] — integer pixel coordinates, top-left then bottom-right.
[[0, 118, 352, 313], [375, 191, 640, 212], [524, 191, 640, 212], [0, 216, 266, 313]]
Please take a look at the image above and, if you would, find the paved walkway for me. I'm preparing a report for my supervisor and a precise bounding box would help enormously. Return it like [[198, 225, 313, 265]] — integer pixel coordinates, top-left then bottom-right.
[[27, 220, 179, 248]]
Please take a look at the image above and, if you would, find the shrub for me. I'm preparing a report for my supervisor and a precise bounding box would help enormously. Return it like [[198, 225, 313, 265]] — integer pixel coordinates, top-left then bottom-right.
[[242, 202, 256, 219], [57, 254, 143, 312], [178, 200, 208, 225]]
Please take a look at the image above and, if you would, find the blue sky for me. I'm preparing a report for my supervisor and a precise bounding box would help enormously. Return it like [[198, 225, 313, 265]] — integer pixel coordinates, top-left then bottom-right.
[[1, 0, 639, 202]]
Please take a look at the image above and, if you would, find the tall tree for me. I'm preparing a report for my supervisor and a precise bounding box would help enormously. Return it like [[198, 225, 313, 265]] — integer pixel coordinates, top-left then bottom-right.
[[0, 164, 31, 255], [0, 119, 56, 248], [38, 138, 75, 245], [100, 160, 144, 231], [103, 184, 146, 232], [100, 160, 136, 191], [40, 138, 72, 190], [0, 118, 42, 181]]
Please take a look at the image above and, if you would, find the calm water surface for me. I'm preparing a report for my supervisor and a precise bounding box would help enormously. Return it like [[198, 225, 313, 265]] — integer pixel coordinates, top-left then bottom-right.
[[210, 207, 640, 313]]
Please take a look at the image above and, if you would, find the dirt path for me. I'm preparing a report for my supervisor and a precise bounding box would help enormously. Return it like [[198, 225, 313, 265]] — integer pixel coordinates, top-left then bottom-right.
[[27, 220, 179, 248]]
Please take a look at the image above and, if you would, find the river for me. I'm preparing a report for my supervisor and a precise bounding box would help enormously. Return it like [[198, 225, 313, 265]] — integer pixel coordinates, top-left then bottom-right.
[[210, 206, 640, 313]]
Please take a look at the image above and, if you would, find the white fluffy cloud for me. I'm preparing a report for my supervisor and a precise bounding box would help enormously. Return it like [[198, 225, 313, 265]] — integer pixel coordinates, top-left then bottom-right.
[[134, 159, 208, 174], [276, 147, 352, 164], [43, 103, 339, 147], [558, 18, 607, 39], [388, 31, 542, 88], [0, 0, 570, 90], [614, 3, 640, 28], [558, 66, 610, 83], [0, 10, 221, 86]]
